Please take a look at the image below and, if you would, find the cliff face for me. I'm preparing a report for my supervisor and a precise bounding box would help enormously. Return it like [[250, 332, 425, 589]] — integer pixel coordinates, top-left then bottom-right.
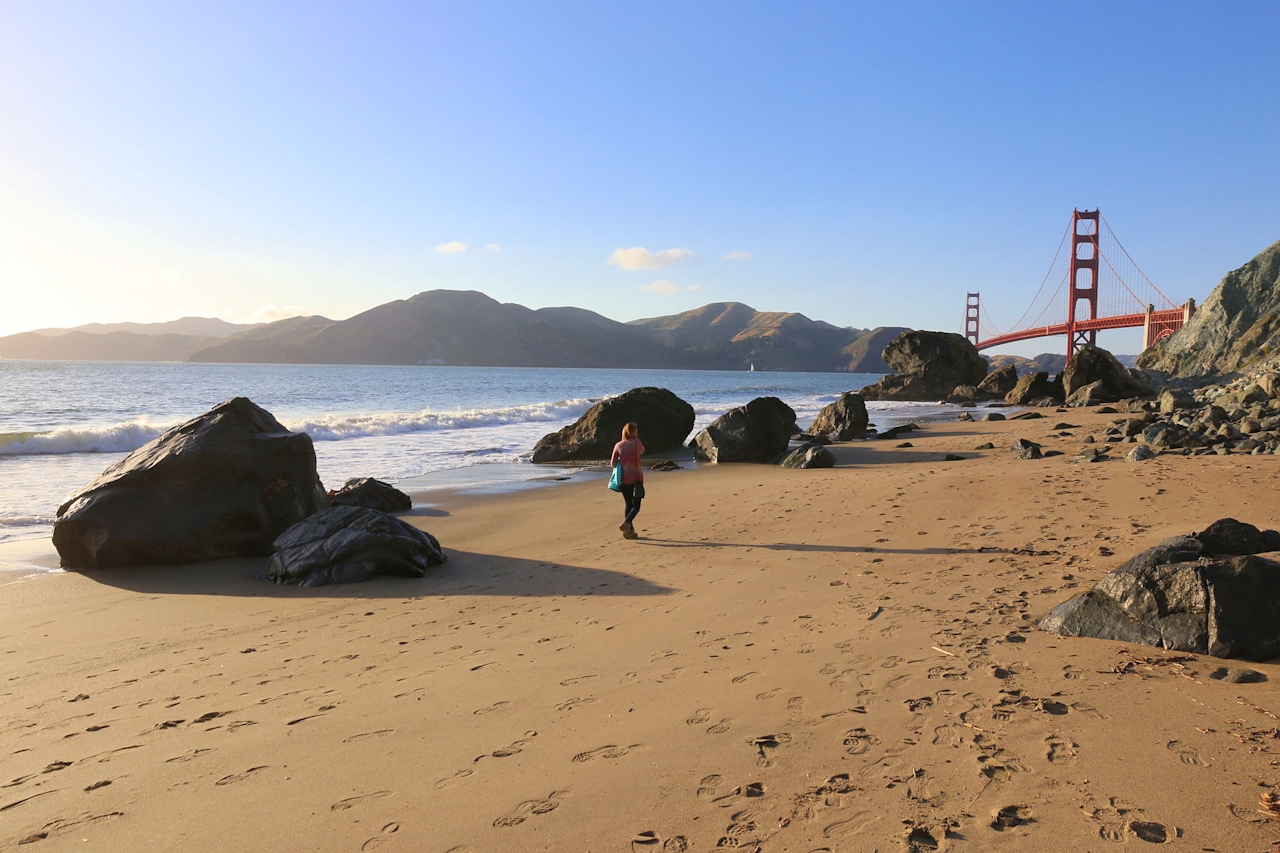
[[841, 327, 910, 373], [1138, 239, 1280, 377]]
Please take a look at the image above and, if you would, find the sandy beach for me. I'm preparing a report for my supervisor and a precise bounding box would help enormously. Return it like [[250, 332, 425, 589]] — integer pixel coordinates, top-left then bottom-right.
[[3, 411, 1279, 852]]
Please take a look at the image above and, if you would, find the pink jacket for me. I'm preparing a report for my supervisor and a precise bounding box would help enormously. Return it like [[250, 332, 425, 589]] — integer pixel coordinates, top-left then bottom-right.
[[610, 439, 645, 485]]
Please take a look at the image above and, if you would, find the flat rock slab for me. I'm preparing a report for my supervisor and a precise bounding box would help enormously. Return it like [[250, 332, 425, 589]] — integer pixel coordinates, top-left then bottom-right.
[[267, 505, 446, 587]]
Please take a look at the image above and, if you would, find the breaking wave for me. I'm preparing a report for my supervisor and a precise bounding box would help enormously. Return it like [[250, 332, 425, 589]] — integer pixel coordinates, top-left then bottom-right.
[[0, 398, 600, 456]]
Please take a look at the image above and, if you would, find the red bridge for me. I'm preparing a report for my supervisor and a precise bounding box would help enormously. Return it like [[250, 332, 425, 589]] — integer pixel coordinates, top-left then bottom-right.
[[964, 209, 1196, 358]]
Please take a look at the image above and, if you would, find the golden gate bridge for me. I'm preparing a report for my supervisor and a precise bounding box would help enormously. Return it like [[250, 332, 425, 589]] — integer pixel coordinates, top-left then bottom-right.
[[964, 209, 1196, 358]]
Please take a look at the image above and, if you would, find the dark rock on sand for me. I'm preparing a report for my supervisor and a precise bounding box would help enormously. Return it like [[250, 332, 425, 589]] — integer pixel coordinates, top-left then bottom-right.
[[1011, 439, 1042, 459], [875, 423, 920, 441], [779, 444, 836, 469], [328, 478, 412, 513], [1062, 345, 1153, 406], [532, 387, 695, 463], [650, 460, 681, 471], [1125, 445, 1157, 462], [53, 397, 326, 570], [267, 505, 446, 587], [860, 331, 987, 401], [808, 391, 869, 440], [1040, 519, 1280, 659], [693, 397, 797, 463]]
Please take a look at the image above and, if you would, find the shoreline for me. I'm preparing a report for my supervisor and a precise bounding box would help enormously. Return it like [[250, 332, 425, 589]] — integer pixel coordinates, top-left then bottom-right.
[[4, 411, 1278, 851]]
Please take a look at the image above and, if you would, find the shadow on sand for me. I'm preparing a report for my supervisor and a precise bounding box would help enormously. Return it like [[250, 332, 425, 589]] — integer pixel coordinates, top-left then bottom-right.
[[638, 538, 1006, 556], [76, 549, 675, 599]]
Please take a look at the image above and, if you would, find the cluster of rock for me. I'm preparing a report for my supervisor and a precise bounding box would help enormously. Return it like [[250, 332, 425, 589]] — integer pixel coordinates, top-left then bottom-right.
[[1086, 371, 1280, 456], [1041, 519, 1280, 660], [52, 397, 441, 586]]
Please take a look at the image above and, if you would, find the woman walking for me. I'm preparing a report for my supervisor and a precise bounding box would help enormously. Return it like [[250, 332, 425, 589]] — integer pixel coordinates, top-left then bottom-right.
[[610, 422, 645, 539]]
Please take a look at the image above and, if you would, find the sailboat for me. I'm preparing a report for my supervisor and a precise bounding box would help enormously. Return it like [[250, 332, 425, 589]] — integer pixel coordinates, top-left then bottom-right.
[[748, 363, 755, 372]]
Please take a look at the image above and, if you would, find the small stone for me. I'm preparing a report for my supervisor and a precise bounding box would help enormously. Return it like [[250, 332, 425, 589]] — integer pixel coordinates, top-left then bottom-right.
[[896, 442, 913, 448], [1011, 438, 1042, 460], [974, 442, 995, 450], [1010, 411, 1045, 420], [1125, 445, 1156, 462], [942, 454, 964, 461]]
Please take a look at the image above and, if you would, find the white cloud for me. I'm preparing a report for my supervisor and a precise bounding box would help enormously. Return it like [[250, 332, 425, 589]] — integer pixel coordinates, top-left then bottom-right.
[[639, 280, 701, 295], [724, 250, 754, 262], [482, 243, 502, 253], [609, 246, 698, 270], [433, 241, 468, 254]]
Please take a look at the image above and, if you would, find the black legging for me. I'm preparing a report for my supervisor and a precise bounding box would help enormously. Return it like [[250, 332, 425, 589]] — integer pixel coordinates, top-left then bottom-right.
[[620, 483, 642, 524]]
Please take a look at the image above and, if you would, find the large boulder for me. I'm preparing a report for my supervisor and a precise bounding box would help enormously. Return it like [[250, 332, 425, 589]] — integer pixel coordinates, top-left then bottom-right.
[[1004, 371, 1064, 406], [808, 392, 869, 440], [1040, 519, 1280, 660], [531, 387, 695, 462], [693, 397, 797, 463], [329, 477, 412, 513], [859, 331, 987, 401], [267, 505, 446, 587], [977, 364, 1019, 398], [53, 397, 326, 570], [1062, 345, 1153, 405]]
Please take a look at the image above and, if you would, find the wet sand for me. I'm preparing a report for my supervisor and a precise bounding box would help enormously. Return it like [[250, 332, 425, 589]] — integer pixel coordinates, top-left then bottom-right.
[[3, 411, 1279, 852]]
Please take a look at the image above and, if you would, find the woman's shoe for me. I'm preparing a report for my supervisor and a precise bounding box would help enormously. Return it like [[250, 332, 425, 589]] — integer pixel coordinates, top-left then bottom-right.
[[622, 522, 638, 539]]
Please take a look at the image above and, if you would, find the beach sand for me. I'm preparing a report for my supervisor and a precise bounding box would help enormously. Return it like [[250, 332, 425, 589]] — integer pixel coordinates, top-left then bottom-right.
[[3, 412, 1279, 852]]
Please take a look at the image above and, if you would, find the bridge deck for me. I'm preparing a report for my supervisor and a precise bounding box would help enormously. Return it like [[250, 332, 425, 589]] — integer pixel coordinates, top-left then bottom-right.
[[975, 308, 1185, 351]]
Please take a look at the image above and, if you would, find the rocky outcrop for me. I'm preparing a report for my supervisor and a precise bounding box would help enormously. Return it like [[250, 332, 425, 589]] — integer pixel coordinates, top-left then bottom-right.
[[693, 397, 797, 463], [808, 392, 869, 440], [1004, 371, 1064, 406], [1139, 239, 1280, 377], [328, 478, 412, 512], [267, 505, 446, 587], [1062, 345, 1153, 406], [976, 364, 1019, 398], [532, 387, 695, 462], [52, 398, 326, 570], [779, 444, 835, 469], [1040, 519, 1280, 660], [859, 331, 988, 401]]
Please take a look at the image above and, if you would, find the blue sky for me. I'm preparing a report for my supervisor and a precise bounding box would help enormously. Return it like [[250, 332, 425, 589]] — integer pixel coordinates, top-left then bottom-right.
[[1, 2, 1277, 356]]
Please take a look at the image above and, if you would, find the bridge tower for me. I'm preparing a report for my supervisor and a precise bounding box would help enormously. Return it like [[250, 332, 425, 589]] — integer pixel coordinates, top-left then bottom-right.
[[964, 293, 980, 347], [1066, 209, 1100, 358]]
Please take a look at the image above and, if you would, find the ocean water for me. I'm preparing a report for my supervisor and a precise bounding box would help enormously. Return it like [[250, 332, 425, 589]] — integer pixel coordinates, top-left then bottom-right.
[[0, 361, 960, 556]]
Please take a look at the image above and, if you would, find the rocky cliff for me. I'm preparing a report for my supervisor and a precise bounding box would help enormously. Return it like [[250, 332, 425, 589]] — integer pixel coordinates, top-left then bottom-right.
[[1138, 239, 1280, 377]]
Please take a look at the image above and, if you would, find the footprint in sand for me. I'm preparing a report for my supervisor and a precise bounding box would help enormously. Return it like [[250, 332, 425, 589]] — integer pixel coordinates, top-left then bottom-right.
[[904, 696, 934, 713], [473, 702, 509, 715], [731, 672, 759, 684], [686, 709, 712, 725], [829, 670, 859, 694], [932, 725, 961, 747], [1045, 737, 1078, 764], [571, 744, 642, 763], [991, 804, 1031, 830], [881, 656, 904, 669], [706, 719, 733, 735], [344, 729, 396, 743], [492, 791, 566, 827], [1063, 665, 1083, 679], [750, 733, 792, 767], [1128, 820, 1173, 843], [560, 675, 597, 686], [787, 696, 805, 714], [754, 688, 780, 701], [555, 697, 598, 712], [331, 790, 391, 811], [1165, 740, 1208, 767], [696, 775, 722, 798], [927, 666, 968, 681], [166, 748, 215, 763], [360, 822, 400, 852], [823, 811, 878, 838], [433, 769, 474, 790], [843, 728, 879, 755], [215, 766, 268, 786]]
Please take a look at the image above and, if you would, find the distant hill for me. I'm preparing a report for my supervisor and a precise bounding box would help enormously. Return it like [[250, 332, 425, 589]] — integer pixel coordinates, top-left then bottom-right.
[[5, 291, 906, 372], [985, 351, 1135, 376], [629, 302, 877, 372], [29, 316, 262, 338], [841, 327, 911, 373], [1138, 238, 1280, 377], [0, 330, 222, 362]]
